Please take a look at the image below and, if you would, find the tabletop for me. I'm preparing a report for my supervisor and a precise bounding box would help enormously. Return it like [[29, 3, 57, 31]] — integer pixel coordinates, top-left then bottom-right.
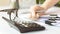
[[0, 7, 60, 34]]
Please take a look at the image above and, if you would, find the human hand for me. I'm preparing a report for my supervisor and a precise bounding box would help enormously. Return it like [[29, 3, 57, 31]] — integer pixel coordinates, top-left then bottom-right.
[[29, 5, 46, 20]]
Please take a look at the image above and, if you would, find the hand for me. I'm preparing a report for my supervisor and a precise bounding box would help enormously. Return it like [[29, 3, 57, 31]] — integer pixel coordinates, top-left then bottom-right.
[[29, 5, 46, 20]]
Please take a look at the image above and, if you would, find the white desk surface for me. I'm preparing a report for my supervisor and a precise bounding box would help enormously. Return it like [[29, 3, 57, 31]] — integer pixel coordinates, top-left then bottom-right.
[[0, 7, 60, 34]]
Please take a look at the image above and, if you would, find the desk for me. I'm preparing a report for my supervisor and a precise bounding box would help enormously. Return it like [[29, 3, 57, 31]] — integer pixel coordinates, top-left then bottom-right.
[[0, 7, 60, 34]]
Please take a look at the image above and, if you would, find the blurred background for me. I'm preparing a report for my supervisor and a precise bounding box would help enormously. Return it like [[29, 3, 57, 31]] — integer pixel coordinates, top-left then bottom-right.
[[0, 0, 11, 6], [36, 0, 60, 7], [0, 0, 60, 8]]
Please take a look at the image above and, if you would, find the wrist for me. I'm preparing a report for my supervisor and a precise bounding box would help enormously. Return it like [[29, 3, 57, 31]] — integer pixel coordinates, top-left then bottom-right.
[[40, 5, 48, 10]]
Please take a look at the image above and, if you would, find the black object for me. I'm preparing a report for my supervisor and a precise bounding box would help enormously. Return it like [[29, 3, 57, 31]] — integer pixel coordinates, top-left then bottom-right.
[[15, 22, 45, 33], [45, 17, 56, 26], [2, 17, 45, 33], [45, 14, 58, 26], [45, 20, 56, 26]]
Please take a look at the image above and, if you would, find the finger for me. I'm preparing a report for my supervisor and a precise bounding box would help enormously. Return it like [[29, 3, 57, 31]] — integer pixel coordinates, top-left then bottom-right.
[[31, 11, 37, 18], [36, 13, 40, 18]]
